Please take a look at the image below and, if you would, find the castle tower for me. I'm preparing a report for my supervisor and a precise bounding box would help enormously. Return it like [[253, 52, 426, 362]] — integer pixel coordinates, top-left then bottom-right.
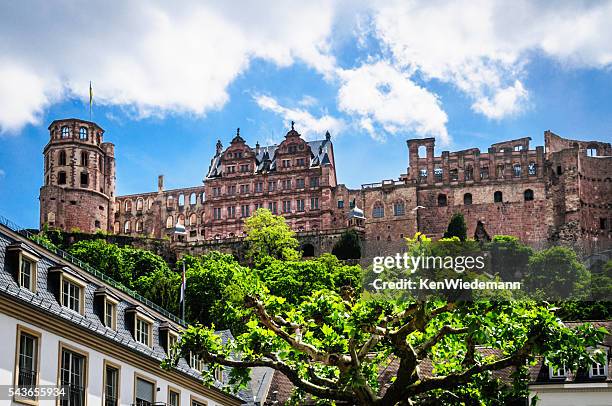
[[39, 119, 116, 233]]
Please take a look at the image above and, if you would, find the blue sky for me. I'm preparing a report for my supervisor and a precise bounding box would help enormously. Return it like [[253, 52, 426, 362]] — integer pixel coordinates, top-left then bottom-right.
[[1, 1, 611, 228]]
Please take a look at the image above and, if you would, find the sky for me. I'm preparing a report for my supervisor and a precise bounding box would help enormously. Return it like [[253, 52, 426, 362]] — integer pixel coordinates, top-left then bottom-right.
[[0, 0, 611, 228]]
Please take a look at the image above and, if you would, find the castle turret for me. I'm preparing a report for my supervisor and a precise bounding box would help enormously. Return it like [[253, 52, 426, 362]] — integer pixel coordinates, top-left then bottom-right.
[[39, 118, 116, 233]]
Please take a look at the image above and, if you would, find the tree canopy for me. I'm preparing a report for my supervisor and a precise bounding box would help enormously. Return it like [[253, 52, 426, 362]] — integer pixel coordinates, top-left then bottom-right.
[[244, 208, 300, 264], [443, 212, 468, 241], [331, 229, 362, 260]]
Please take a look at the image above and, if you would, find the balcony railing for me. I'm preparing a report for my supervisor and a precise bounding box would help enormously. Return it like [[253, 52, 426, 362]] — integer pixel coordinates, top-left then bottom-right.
[[17, 369, 37, 399]]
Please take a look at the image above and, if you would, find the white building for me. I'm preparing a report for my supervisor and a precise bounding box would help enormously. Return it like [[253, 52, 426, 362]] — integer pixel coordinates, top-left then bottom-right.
[[0, 219, 259, 406]]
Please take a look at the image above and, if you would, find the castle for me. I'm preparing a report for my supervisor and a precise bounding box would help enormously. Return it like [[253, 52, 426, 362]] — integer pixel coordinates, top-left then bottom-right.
[[39, 118, 611, 257]]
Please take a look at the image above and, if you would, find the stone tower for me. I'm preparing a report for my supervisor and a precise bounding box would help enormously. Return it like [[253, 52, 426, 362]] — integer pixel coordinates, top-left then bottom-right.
[[39, 118, 116, 233]]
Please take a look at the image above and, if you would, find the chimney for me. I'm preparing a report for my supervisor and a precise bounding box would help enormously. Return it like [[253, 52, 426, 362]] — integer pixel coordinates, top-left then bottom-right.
[[158, 175, 164, 192]]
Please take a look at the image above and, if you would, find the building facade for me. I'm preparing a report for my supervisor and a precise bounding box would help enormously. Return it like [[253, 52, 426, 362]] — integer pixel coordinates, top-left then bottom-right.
[[0, 219, 260, 405], [39, 118, 611, 256]]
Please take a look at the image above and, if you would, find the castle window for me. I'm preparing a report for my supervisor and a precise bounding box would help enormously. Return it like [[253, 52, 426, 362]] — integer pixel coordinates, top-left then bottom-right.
[[419, 168, 427, 183], [494, 191, 503, 203], [268, 202, 278, 214], [241, 204, 250, 217], [124, 221, 131, 233], [311, 197, 319, 210], [372, 203, 384, 218], [189, 193, 196, 205], [296, 158, 305, 166], [58, 150, 67, 166], [393, 201, 405, 216], [513, 164, 521, 177], [113, 222, 120, 233], [227, 206, 235, 218], [282, 179, 291, 190], [528, 162, 537, 176], [79, 127, 88, 140], [513, 145, 523, 152], [240, 164, 249, 173], [557, 166, 563, 176], [167, 195, 174, 208], [310, 177, 320, 188], [268, 181, 276, 192], [227, 185, 236, 195], [296, 178, 305, 188], [418, 145, 427, 158], [524, 189, 534, 201], [255, 182, 263, 193], [94, 220, 101, 228], [586, 146, 598, 157], [337, 200, 344, 209], [240, 184, 250, 194], [480, 166, 489, 180], [282, 200, 291, 213], [297, 199, 305, 212], [450, 168, 458, 181], [213, 207, 222, 220], [601, 218, 609, 230], [226, 165, 235, 174], [288, 145, 298, 153], [465, 166, 473, 181], [136, 220, 143, 233], [177, 214, 185, 226], [464, 193, 472, 205], [437, 194, 447, 207], [178, 194, 185, 207], [125, 200, 132, 212], [166, 216, 173, 228], [61, 126, 69, 138], [81, 171, 89, 185], [136, 198, 143, 211], [58, 171, 67, 185], [282, 159, 291, 168], [80, 152, 88, 166], [189, 213, 197, 226], [434, 167, 443, 182]]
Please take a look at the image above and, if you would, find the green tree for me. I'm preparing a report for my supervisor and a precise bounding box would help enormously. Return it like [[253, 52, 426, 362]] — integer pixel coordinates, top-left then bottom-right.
[[174, 291, 607, 405], [133, 266, 180, 314], [523, 246, 590, 300], [69, 239, 128, 284], [331, 229, 362, 260], [443, 213, 468, 241], [487, 235, 533, 281], [244, 208, 300, 263]]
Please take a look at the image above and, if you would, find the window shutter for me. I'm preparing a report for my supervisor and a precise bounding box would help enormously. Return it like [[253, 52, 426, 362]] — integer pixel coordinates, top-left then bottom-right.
[[135, 378, 154, 402]]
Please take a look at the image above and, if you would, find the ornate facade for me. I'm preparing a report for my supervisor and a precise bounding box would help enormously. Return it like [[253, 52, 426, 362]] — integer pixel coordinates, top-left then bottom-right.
[[39, 118, 611, 256]]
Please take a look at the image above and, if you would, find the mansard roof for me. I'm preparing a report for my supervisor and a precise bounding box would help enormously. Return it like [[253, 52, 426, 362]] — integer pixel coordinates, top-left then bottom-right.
[[205, 129, 334, 179]]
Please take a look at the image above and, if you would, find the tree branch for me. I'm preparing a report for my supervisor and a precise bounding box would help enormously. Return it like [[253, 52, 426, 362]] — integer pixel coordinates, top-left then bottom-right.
[[416, 325, 468, 359]]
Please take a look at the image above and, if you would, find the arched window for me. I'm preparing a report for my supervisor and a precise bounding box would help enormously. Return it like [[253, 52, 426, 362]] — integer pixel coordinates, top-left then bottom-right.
[[437, 194, 447, 207], [136, 198, 144, 211], [528, 162, 537, 176], [124, 220, 131, 233], [201, 212, 206, 224], [167, 196, 174, 208], [189, 193, 197, 205], [465, 165, 473, 181], [178, 214, 185, 226], [79, 127, 88, 140], [136, 220, 143, 233], [434, 167, 443, 182], [372, 202, 384, 218], [125, 200, 132, 212], [189, 213, 197, 226], [586, 145, 598, 157], [61, 126, 69, 138], [80, 151, 88, 166], [497, 165, 504, 178], [148, 199, 153, 210], [113, 222, 120, 234], [513, 164, 521, 177], [302, 244, 315, 257], [524, 189, 534, 201], [58, 150, 67, 166], [166, 215, 174, 229], [393, 201, 405, 216], [178, 194, 185, 207], [494, 191, 503, 203], [418, 145, 427, 158], [114, 202, 120, 212], [464, 193, 472, 205]]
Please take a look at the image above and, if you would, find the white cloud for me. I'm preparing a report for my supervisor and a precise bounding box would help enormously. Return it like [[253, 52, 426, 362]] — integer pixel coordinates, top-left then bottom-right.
[[337, 62, 449, 144], [370, 0, 612, 119], [0, 0, 336, 133], [254, 94, 345, 140]]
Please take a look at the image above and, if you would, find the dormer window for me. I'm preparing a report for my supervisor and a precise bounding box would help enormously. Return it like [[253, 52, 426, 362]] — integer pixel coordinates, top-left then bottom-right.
[[7, 242, 40, 292], [49, 266, 87, 315], [126, 306, 154, 347], [189, 352, 204, 371], [79, 127, 88, 140], [159, 322, 180, 357], [549, 365, 567, 380], [94, 288, 118, 330]]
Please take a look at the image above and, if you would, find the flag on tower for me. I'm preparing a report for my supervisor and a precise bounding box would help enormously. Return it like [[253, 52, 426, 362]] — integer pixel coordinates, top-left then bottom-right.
[[89, 81, 93, 120]]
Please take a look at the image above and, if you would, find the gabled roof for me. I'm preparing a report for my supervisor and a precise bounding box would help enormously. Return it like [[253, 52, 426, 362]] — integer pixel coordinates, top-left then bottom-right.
[[205, 136, 333, 180]]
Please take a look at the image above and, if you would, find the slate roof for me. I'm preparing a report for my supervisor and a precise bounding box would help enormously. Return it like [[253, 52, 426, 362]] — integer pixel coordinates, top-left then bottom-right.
[[205, 137, 333, 180], [0, 222, 261, 405]]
